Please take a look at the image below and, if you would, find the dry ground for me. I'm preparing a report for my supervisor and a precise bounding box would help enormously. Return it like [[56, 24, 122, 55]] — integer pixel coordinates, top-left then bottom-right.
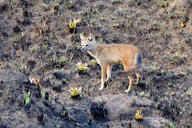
[[0, 0, 192, 128]]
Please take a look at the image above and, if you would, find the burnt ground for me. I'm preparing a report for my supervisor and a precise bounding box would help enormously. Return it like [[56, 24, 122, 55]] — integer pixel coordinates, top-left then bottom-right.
[[0, 0, 192, 128]]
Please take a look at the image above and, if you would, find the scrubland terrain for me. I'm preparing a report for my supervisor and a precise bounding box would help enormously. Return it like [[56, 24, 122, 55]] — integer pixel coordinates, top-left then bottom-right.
[[0, 0, 192, 128]]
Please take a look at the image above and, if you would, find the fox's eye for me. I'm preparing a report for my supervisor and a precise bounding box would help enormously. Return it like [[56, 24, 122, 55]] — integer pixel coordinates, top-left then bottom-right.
[[85, 44, 88, 47]]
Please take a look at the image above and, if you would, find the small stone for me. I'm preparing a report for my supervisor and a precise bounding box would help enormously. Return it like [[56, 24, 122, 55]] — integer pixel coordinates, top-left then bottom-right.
[[170, 92, 175, 96]]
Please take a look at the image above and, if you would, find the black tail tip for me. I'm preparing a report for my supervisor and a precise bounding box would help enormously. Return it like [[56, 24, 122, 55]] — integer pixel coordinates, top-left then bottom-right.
[[137, 54, 142, 64]]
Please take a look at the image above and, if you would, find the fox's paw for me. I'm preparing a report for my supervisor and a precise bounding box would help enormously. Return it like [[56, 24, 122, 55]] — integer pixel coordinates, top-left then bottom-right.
[[124, 89, 130, 93], [99, 87, 104, 90]]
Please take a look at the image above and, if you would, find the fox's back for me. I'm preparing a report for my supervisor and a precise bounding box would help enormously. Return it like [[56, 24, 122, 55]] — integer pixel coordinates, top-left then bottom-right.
[[97, 44, 139, 64]]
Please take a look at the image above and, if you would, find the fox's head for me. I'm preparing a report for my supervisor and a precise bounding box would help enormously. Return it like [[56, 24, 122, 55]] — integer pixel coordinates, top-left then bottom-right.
[[80, 33, 95, 51]]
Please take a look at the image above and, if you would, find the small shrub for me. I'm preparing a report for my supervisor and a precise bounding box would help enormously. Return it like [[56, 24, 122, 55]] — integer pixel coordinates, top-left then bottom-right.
[[68, 19, 81, 33], [69, 87, 82, 98], [135, 109, 144, 120], [24, 91, 30, 105]]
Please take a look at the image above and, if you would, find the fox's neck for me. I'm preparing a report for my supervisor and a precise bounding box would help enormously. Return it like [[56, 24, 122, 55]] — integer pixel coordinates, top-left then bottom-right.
[[87, 44, 101, 60]]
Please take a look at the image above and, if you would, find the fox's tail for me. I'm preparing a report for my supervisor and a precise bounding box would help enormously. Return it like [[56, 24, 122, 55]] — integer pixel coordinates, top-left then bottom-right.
[[115, 53, 142, 77]]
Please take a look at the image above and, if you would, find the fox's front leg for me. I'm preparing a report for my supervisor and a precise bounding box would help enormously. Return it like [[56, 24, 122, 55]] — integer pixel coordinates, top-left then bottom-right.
[[99, 64, 107, 90], [106, 64, 112, 81]]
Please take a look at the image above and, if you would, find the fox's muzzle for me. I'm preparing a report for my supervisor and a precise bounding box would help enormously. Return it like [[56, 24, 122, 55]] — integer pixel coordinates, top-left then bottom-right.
[[82, 47, 88, 51]]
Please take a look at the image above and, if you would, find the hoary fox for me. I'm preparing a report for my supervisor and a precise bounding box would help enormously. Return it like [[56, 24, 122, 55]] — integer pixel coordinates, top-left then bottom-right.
[[80, 33, 141, 92]]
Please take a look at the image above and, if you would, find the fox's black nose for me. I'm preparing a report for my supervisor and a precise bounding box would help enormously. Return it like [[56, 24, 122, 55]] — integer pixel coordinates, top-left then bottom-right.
[[82, 48, 86, 51]]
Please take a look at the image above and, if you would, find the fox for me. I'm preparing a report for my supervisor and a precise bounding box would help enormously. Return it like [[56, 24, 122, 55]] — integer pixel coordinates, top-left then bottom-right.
[[80, 33, 141, 92]]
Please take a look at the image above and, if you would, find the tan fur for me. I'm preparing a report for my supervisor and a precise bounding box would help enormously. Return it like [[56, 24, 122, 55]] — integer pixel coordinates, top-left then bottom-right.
[[80, 33, 141, 92]]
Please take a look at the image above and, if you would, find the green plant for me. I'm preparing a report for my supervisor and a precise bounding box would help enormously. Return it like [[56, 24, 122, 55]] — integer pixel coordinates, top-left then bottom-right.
[[64, 0, 75, 9], [59, 57, 68, 65], [19, 64, 27, 72], [159, 0, 170, 8], [168, 122, 177, 128], [0, 115, 5, 121], [6, 84, 11, 94], [69, 87, 82, 98], [68, 19, 81, 33], [63, 109, 68, 116], [76, 62, 88, 72], [189, 110, 192, 115], [10, 0, 14, 8], [88, 59, 97, 67], [168, 81, 173, 87], [111, 0, 123, 4], [135, 109, 144, 120], [43, 41, 49, 49], [151, 20, 160, 30], [173, 50, 182, 61], [24, 91, 30, 105], [151, 62, 160, 71], [29, 45, 40, 53], [56, 117, 61, 128]]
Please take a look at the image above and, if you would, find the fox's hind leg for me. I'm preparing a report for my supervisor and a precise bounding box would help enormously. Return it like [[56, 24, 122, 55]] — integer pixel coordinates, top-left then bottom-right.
[[136, 72, 141, 84], [122, 60, 134, 92], [106, 64, 112, 81], [124, 76, 134, 93], [99, 64, 107, 90]]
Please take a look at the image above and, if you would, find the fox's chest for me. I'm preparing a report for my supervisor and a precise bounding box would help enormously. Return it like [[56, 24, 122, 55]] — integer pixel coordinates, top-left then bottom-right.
[[87, 51, 101, 65]]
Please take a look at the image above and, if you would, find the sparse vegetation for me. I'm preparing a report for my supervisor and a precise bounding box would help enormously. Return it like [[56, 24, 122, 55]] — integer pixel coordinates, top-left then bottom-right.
[[68, 19, 81, 33], [10, 0, 14, 8], [59, 57, 68, 66], [0, 0, 191, 127], [159, 0, 171, 8], [88, 59, 97, 67], [76, 62, 88, 72], [135, 109, 144, 120], [24, 91, 30, 105], [69, 87, 82, 98]]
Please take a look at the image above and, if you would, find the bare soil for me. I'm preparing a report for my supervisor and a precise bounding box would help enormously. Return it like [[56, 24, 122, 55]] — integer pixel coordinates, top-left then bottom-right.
[[0, 0, 192, 128]]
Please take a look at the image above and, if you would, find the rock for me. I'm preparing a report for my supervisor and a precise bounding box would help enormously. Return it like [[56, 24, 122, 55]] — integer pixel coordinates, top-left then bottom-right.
[[143, 117, 171, 128], [0, 69, 28, 83], [104, 94, 135, 120], [94, 94, 153, 120], [92, 94, 171, 128]]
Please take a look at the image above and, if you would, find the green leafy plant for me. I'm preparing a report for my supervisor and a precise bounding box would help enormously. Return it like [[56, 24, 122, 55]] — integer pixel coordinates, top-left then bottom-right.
[[63, 109, 68, 116], [135, 109, 144, 120], [19, 64, 27, 72], [10, 0, 14, 8], [68, 19, 81, 33], [59, 57, 68, 66], [159, 0, 170, 8], [88, 59, 97, 67], [56, 117, 61, 128], [6, 84, 11, 95], [111, 0, 123, 4], [24, 91, 30, 105], [64, 0, 75, 9], [69, 87, 82, 98], [0, 115, 5, 121], [76, 62, 88, 71]]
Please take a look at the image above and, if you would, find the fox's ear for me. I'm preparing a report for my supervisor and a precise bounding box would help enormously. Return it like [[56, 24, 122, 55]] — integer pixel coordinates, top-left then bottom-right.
[[79, 33, 85, 39], [88, 33, 95, 41]]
